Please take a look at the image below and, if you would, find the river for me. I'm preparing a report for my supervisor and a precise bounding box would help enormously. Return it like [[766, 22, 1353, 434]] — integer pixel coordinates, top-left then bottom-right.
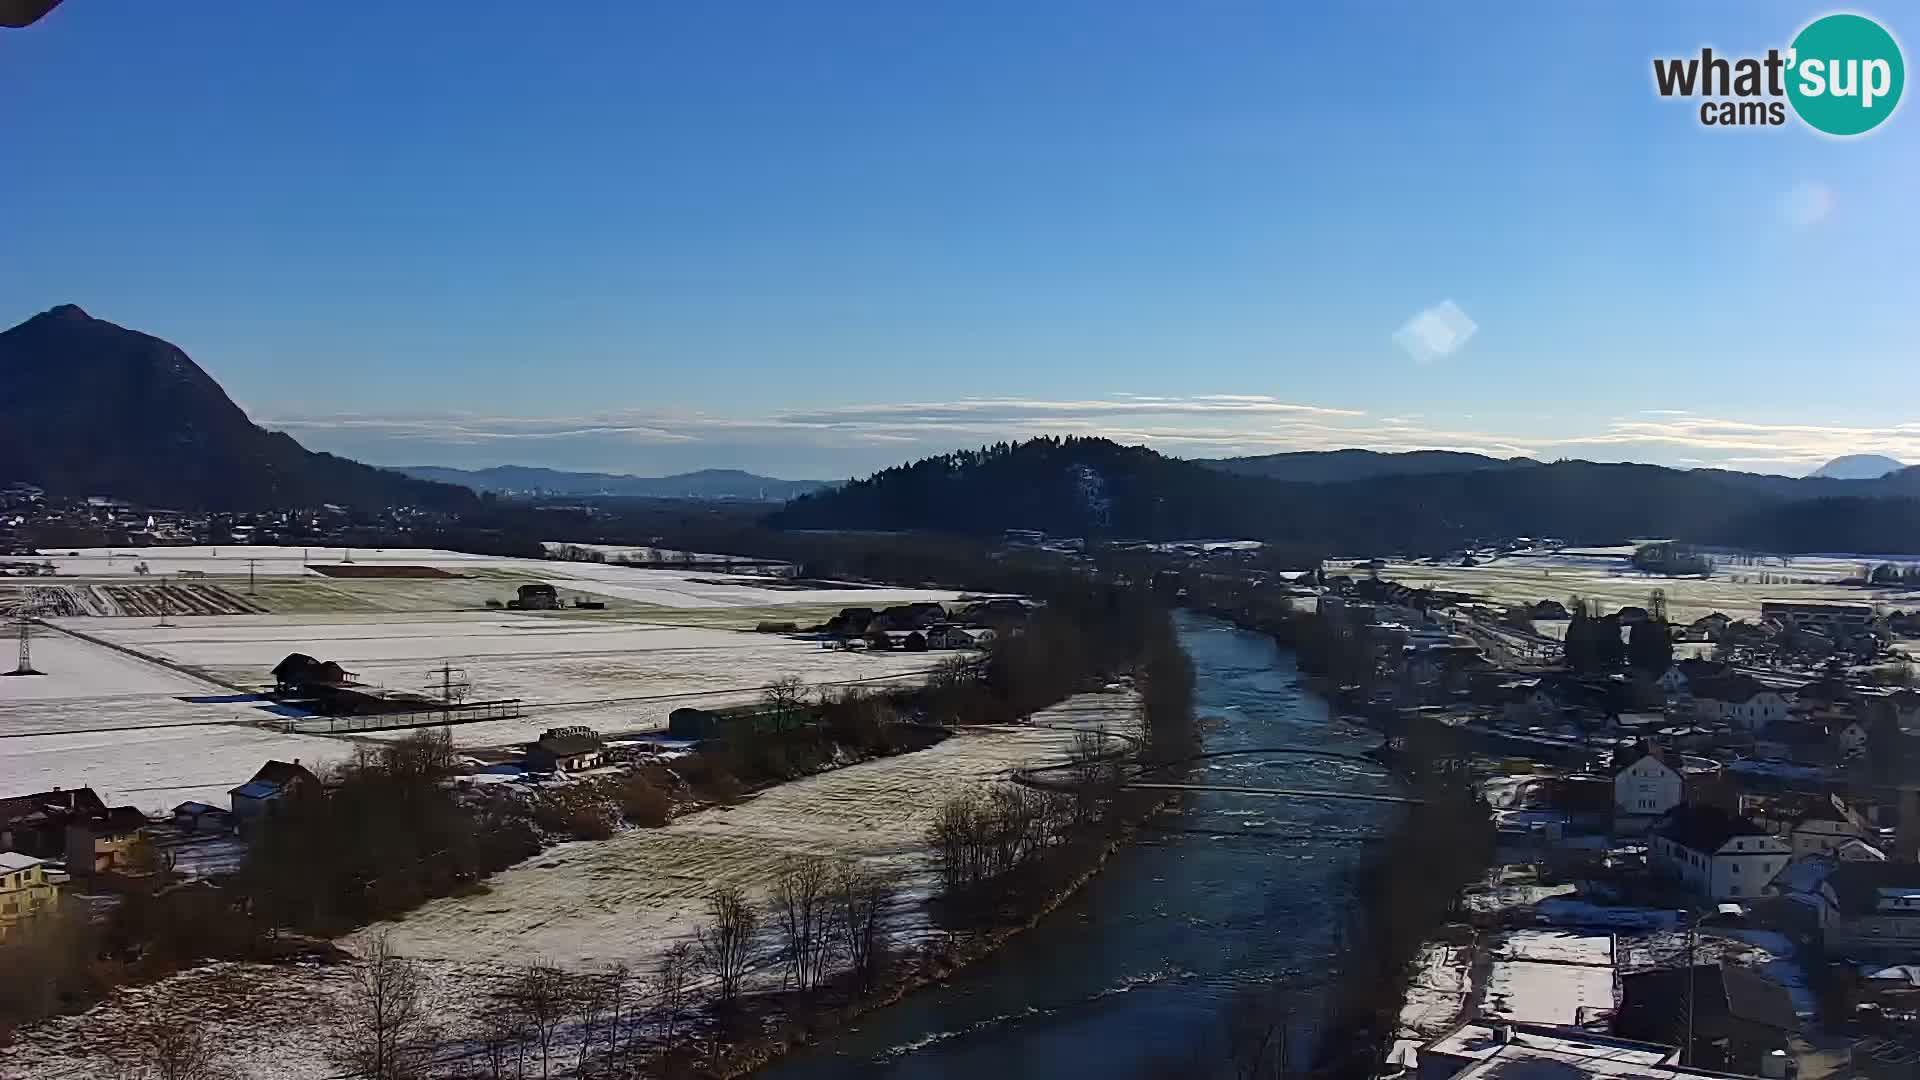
[[763, 612, 1403, 1078]]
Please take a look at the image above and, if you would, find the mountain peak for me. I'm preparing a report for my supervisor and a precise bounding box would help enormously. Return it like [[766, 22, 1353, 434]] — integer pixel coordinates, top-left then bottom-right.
[[1810, 454, 1904, 480], [0, 307, 475, 510]]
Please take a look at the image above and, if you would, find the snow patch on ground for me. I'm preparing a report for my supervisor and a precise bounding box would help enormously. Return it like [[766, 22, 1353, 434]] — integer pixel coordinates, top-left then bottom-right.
[[3, 693, 1140, 1080]]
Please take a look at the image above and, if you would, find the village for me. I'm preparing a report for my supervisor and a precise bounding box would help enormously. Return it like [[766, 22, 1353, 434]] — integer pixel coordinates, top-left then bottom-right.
[[1271, 560, 1920, 1080], [11, 532, 1920, 1078]]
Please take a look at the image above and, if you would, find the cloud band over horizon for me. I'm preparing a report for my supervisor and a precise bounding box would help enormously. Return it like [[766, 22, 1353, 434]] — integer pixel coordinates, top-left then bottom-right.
[[249, 395, 1911, 481]]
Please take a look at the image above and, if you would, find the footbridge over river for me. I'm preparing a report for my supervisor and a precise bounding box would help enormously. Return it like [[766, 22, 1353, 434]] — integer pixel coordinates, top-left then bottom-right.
[[1019, 744, 1427, 806]]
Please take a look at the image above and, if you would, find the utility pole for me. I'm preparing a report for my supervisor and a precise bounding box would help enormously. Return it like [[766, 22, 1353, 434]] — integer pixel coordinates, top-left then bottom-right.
[[8, 601, 41, 677], [248, 558, 258, 596], [1682, 923, 1696, 1067], [156, 575, 173, 627]]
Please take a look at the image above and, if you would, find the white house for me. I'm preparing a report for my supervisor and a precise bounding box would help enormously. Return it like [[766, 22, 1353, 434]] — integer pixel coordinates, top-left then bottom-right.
[[1613, 745, 1684, 820], [1650, 804, 1792, 901], [1790, 797, 1872, 858], [1692, 675, 1791, 731]]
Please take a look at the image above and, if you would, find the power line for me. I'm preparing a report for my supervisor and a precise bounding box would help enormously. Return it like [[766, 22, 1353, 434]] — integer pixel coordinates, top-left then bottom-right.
[[0, 666, 946, 741]]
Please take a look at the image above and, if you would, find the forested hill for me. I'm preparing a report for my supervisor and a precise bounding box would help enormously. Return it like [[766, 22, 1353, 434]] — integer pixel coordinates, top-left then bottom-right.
[[768, 437, 1920, 555], [1198, 448, 1539, 483]]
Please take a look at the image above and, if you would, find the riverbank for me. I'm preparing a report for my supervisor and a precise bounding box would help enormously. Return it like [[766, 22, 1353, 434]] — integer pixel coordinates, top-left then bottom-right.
[[706, 801, 1160, 1078], [758, 614, 1399, 1079], [1, 693, 1143, 1080]]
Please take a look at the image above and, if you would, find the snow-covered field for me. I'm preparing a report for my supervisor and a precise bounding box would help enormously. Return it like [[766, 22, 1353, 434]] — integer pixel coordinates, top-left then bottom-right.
[[0, 629, 349, 809], [4, 692, 1139, 1080], [8, 545, 966, 616], [2, 610, 957, 808], [4, 547, 976, 810], [44, 610, 947, 749], [1370, 552, 1920, 624]]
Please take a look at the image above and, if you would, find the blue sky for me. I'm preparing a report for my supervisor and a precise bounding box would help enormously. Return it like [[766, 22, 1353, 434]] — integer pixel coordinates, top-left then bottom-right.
[[4, 2, 1915, 478]]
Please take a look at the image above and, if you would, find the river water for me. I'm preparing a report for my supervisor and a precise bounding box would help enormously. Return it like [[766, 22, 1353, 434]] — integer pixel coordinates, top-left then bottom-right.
[[763, 612, 1402, 1078]]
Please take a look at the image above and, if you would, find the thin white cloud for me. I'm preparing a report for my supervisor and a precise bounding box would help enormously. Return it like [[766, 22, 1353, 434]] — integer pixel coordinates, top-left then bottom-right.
[[254, 397, 1911, 477]]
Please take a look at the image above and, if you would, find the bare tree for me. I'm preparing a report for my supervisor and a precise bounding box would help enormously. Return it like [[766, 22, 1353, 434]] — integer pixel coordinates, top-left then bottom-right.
[[601, 962, 633, 1067], [121, 1023, 226, 1080], [928, 789, 990, 892], [771, 855, 835, 993], [334, 932, 430, 1080], [761, 675, 809, 727], [509, 962, 573, 1079], [657, 941, 697, 1052], [696, 885, 760, 1007], [474, 994, 529, 1080], [832, 860, 895, 994], [1068, 724, 1116, 821], [572, 966, 611, 1076]]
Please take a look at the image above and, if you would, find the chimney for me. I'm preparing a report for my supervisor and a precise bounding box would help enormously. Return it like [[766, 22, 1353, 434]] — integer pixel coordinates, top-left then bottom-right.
[[1493, 1023, 1513, 1045]]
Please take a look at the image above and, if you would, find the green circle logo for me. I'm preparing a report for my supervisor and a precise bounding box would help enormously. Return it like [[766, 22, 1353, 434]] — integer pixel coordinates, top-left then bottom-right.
[[1787, 13, 1904, 135]]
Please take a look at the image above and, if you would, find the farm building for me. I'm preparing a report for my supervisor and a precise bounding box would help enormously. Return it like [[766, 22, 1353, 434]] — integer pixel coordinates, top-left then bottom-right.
[[512, 583, 561, 610], [1, 786, 108, 856], [667, 705, 798, 741], [229, 759, 320, 835], [525, 727, 606, 772], [272, 653, 355, 693]]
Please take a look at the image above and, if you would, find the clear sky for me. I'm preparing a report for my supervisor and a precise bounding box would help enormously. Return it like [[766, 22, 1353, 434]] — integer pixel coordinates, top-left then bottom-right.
[[3, 2, 1915, 479]]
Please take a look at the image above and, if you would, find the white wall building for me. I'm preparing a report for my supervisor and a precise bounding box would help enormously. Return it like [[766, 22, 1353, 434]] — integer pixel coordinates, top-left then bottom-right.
[[1791, 797, 1872, 858], [1650, 805, 1792, 901], [1693, 677, 1791, 731], [1614, 750, 1684, 819]]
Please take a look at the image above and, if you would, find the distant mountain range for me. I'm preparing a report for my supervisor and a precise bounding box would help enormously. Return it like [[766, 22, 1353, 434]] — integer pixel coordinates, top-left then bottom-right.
[[10, 305, 1914, 553], [1810, 454, 1905, 480], [1197, 448, 1539, 483], [772, 437, 1920, 555], [0, 306, 475, 511], [396, 464, 830, 501]]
